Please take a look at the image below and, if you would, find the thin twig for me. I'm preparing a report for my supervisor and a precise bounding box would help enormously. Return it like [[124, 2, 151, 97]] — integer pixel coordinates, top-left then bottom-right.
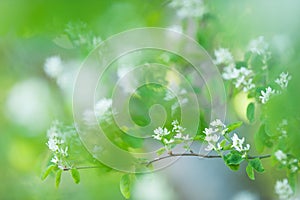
[[63, 166, 100, 171], [146, 152, 271, 167]]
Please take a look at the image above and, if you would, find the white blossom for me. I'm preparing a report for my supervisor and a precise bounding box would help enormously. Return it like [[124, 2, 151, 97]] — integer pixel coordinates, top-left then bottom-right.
[[275, 72, 292, 89], [222, 64, 240, 80], [259, 86, 275, 104], [248, 36, 269, 55], [233, 67, 255, 92], [210, 119, 226, 128], [152, 127, 170, 141], [171, 120, 186, 134], [163, 138, 175, 144], [231, 133, 250, 152], [44, 56, 63, 79], [94, 98, 112, 118], [213, 48, 234, 65], [275, 150, 287, 163], [169, 0, 206, 19], [275, 179, 294, 200]]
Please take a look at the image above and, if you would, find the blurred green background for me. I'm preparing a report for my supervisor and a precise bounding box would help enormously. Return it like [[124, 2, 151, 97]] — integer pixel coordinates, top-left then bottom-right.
[[1, 0, 300, 199]]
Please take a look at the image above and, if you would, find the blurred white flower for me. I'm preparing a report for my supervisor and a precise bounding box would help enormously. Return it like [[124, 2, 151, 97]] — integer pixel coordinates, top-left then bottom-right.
[[275, 72, 292, 89], [259, 86, 275, 104], [153, 127, 170, 141], [275, 150, 287, 164], [94, 98, 112, 118], [213, 48, 234, 65], [231, 133, 250, 152], [117, 64, 134, 79], [44, 56, 63, 79], [248, 36, 269, 55], [5, 79, 52, 133], [222, 64, 240, 80], [169, 0, 206, 19], [275, 179, 294, 200], [210, 119, 226, 128]]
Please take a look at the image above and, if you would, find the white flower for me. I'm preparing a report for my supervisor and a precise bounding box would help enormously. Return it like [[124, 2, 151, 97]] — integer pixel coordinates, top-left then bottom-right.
[[117, 65, 134, 79], [275, 150, 287, 163], [172, 120, 186, 134], [163, 138, 174, 144], [275, 179, 294, 200], [205, 134, 220, 143], [44, 56, 63, 78], [231, 133, 250, 152], [275, 72, 292, 89], [94, 98, 112, 118], [203, 127, 216, 135], [152, 127, 170, 140], [213, 48, 234, 65], [248, 36, 269, 55], [222, 64, 240, 80], [169, 0, 206, 19], [46, 138, 59, 152], [259, 87, 275, 104], [50, 155, 59, 164], [205, 143, 214, 151], [210, 119, 225, 128], [234, 67, 255, 92]]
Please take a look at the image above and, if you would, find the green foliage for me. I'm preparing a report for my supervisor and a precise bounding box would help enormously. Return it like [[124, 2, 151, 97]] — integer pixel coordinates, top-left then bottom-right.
[[120, 174, 134, 199], [41, 165, 56, 181], [224, 152, 244, 171], [246, 164, 255, 180], [225, 121, 243, 134], [70, 168, 80, 184], [55, 169, 63, 188], [246, 103, 255, 123], [249, 158, 265, 173], [255, 124, 273, 153]]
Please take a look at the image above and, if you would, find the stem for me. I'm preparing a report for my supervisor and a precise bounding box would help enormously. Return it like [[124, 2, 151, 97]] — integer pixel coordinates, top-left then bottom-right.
[[146, 153, 271, 167], [63, 166, 100, 171]]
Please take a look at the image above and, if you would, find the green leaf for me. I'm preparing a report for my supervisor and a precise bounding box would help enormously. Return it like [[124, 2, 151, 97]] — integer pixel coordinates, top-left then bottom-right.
[[71, 168, 80, 184], [246, 103, 255, 123], [224, 152, 244, 165], [255, 124, 273, 153], [156, 147, 166, 156], [249, 158, 265, 173], [288, 172, 298, 192], [219, 139, 227, 149], [228, 164, 240, 171], [225, 121, 243, 134], [55, 169, 63, 188], [120, 174, 133, 199], [246, 163, 255, 180], [41, 165, 56, 181]]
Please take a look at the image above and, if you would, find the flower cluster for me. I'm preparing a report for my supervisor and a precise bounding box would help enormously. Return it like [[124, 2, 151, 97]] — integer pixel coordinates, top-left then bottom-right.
[[231, 133, 250, 153], [64, 21, 102, 51], [259, 72, 292, 104], [275, 72, 292, 89], [248, 36, 270, 56], [169, 0, 206, 19], [275, 179, 294, 200], [83, 98, 114, 126], [152, 120, 191, 151], [203, 119, 226, 151], [46, 121, 69, 169], [275, 150, 299, 173], [259, 86, 275, 104], [213, 48, 255, 92]]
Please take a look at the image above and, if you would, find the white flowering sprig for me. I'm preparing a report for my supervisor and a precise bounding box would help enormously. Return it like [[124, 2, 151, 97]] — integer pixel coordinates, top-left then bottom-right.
[[213, 48, 255, 92], [275, 72, 292, 90], [46, 120, 70, 170], [152, 120, 191, 152], [275, 179, 294, 200], [259, 86, 276, 104], [169, 0, 207, 19], [42, 121, 85, 187], [82, 98, 115, 127]]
